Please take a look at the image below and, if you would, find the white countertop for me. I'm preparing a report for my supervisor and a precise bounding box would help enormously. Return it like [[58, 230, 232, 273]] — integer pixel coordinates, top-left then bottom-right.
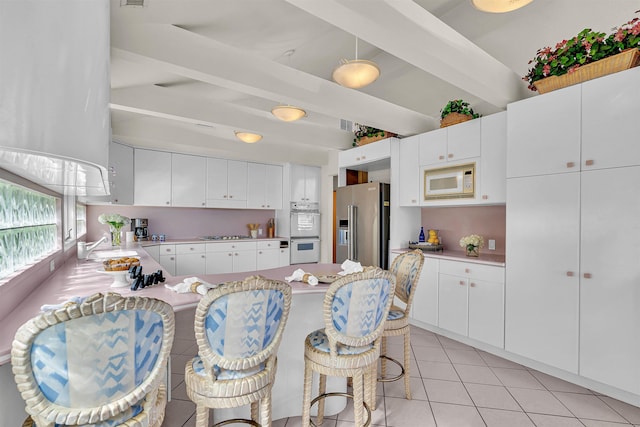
[[391, 247, 505, 267]]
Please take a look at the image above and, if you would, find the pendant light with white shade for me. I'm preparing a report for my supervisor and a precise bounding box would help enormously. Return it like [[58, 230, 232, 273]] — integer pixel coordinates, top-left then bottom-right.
[[332, 37, 380, 89], [471, 0, 533, 13]]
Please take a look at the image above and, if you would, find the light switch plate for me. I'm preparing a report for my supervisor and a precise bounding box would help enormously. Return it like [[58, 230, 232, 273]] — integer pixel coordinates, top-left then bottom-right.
[[488, 239, 496, 251]]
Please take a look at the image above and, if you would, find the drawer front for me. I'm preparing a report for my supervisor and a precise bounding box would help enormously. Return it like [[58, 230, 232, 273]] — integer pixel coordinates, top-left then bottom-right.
[[257, 240, 279, 250], [175, 243, 205, 254], [159, 244, 176, 255], [439, 260, 504, 283], [206, 241, 257, 253]]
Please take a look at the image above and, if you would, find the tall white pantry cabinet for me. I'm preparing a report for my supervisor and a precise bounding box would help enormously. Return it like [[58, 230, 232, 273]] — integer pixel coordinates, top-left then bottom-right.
[[505, 67, 640, 395]]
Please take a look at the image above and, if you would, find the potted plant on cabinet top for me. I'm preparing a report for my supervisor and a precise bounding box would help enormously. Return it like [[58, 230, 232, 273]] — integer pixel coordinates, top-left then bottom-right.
[[352, 123, 397, 147], [523, 12, 640, 93], [440, 99, 480, 128]]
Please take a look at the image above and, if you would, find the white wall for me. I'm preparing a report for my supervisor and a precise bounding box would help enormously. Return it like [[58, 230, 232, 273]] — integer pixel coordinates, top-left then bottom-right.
[[320, 151, 339, 263]]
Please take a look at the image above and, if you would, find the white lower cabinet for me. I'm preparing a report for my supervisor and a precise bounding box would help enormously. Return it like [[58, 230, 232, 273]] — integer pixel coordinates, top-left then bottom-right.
[[410, 256, 504, 349], [175, 243, 206, 276], [279, 247, 290, 267], [411, 257, 438, 325], [205, 242, 257, 274], [157, 244, 176, 276], [144, 244, 160, 263], [256, 240, 280, 270]]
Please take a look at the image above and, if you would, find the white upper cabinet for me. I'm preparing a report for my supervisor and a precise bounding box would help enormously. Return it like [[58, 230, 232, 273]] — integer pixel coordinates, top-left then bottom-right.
[[108, 142, 134, 205], [247, 163, 283, 209], [172, 153, 206, 207], [398, 135, 421, 207], [339, 138, 392, 168], [291, 164, 320, 203], [419, 121, 480, 166], [206, 158, 248, 208], [581, 67, 640, 170], [477, 112, 507, 204], [507, 85, 581, 178], [134, 149, 172, 206]]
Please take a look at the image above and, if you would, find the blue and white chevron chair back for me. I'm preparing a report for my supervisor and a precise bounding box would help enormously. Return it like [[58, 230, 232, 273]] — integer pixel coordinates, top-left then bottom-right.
[[194, 275, 292, 380], [389, 249, 425, 308], [11, 292, 175, 427], [323, 268, 396, 353]]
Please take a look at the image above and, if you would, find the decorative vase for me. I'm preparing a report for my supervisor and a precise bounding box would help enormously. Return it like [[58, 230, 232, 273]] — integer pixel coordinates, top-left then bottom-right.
[[110, 225, 123, 246], [466, 246, 479, 257], [534, 48, 640, 94]]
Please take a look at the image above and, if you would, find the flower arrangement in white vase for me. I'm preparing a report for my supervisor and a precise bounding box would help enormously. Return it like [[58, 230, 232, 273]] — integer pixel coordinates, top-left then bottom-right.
[[459, 234, 485, 257], [98, 213, 131, 246]]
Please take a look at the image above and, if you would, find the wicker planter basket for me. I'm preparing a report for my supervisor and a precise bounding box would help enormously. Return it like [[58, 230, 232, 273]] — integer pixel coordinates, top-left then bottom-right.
[[534, 48, 640, 94], [440, 112, 473, 128], [356, 131, 397, 146]]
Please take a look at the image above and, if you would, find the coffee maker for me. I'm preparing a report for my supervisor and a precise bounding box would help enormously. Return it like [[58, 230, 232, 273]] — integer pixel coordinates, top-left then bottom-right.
[[131, 218, 149, 241]]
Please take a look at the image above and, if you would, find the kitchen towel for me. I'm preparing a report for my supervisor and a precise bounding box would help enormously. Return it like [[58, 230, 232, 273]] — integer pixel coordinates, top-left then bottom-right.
[[165, 277, 217, 295], [338, 259, 364, 275], [285, 268, 319, 286], [41, 296, 88, 312]]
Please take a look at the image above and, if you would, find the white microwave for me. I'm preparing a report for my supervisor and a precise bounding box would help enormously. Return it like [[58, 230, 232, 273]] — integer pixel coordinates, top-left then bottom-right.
[[423, 162, 475, 200]]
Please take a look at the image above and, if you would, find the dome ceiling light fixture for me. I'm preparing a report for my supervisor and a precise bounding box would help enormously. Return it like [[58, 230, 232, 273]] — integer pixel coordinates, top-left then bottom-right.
[[271, 50, 307, 122], [471, 0, 534, 13], [332, 37, 380, 89], [234, 131, 262, 144], [271, 105, 307, 122]]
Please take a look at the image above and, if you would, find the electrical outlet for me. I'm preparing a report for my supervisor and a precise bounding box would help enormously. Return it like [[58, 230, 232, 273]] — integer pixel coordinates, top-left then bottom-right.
[[49, 259, 55, 272], [258, 228, 263, 236], [488, 239, 496, 251]]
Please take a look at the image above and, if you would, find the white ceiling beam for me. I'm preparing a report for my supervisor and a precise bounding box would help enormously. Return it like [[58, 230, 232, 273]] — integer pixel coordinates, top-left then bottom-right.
[[110, 23, 432, 135], [110, 85, 352, 149], [286, 0, 528, 108]]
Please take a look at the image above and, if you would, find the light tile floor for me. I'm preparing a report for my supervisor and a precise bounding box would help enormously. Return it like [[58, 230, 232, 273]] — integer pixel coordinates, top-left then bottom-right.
[[163, 309, 640, 427]]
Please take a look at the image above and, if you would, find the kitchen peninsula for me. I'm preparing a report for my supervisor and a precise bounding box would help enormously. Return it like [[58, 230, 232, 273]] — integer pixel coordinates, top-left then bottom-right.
[[0, 243, 345, 422]]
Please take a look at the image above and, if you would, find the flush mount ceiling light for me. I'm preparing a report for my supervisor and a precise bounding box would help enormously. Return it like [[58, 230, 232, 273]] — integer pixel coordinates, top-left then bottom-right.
[[234, 131, 262, 143], [332, 37, 380, 89], [271, 105, 307, 122], [471, 0, 534, 13]]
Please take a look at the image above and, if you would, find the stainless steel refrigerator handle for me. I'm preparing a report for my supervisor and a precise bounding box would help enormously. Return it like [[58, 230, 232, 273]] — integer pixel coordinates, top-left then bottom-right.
[[348, 205, 357, 260]]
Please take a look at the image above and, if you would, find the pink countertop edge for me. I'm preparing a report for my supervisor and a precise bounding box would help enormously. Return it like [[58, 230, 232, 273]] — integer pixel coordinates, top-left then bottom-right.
[[0, 243, 340, 365], [391, 248, 506, 267]]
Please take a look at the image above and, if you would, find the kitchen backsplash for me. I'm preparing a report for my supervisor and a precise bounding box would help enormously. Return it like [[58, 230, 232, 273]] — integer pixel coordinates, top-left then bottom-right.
[[421, 205, 506, 255], [85, 206, 275, 242]]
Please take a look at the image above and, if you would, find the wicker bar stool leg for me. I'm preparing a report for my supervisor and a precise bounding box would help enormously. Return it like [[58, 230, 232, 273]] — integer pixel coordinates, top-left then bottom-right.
[[364, 363, 376, 411], [195, 405, 209, 427], [380, 336, 388, 378], [302, 362, 314, 427], [317, 373, 327, 425], [251, 401, 259, 424], [353, 371, 365, 427], [260, 394, 271, 427], [403, 330, 412, 400]]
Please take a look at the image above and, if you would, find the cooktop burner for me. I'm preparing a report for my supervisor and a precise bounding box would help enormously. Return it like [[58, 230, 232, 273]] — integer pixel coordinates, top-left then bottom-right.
[[200, 235, 251, 240]]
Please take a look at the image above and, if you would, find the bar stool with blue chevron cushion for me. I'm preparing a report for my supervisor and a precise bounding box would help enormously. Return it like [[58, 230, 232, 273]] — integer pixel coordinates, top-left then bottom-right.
[[184, 275, 292, 427], [301, 268, 395, 427], [378, 249, 424, 402], [11, 292, 175, 427]]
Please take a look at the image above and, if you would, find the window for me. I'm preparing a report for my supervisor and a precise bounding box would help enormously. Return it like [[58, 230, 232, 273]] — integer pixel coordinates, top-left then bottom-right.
[[0, 179, 59, 280]]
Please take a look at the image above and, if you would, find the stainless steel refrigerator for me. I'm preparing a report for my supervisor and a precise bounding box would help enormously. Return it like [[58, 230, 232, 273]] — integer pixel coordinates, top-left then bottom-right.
[[336, 182, 390, 269]]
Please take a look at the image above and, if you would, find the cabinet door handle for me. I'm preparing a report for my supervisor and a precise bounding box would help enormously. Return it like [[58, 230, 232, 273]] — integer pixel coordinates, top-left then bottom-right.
[[165, 248, 171, 252], [470, 282, 476, 288], [166, 201, 170, 205], [228, 253, 232, 256], [585, 159, 594, 167], [223, 195, 227, 198], [448, 153, 454, 158], [258, 251, 262, 254], [566, 271, 575, 277], [202, 202, 205, 206], [190, 247, 194, 250], [459, 280, 465, 286], [356, 157, 361, 161], [465, 268, 470, 273], [566, 162, 575, 168], [439, 155, 445, 160], [234, 253, 239, 256], [482, 195, 488, 200], [170, 257, 174, 261], [362, 155, 366, 160], [583, 273, 592, 279], [201, 255, 205, 258], [229, 195, 233, 198]]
